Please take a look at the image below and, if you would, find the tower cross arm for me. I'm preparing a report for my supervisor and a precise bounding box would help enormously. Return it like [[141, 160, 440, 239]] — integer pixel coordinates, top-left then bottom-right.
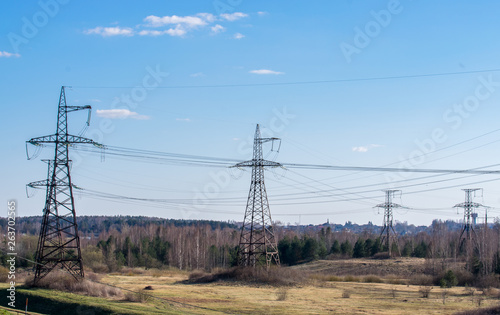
[[27, 179, 76, 188], [453, 202, 485, 208], [259, 137, 280, 143], [374, 203, 404, 208], [27, 179, 50, 188], [231, 159, 283, 168], [27, 134, 104, 147], [65, 105, 91, 113]]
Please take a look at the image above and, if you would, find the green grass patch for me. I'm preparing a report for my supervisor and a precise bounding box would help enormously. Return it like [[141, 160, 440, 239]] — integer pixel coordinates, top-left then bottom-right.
[[0, 284, 181, 315]]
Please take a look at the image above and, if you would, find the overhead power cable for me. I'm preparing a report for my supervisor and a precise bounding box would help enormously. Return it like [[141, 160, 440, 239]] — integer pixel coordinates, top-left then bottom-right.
[[71, 68, 500, 89]]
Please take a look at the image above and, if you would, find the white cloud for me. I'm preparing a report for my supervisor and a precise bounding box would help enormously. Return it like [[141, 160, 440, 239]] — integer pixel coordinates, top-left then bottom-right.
[[0, 51, 21, 58], [87, 12, 250, 39], [211, 24, 225, 34], [352, 144, 383, 153], [220, 12, 248, 21], [190, 72, 205, 77], [96, 109, 150, 120], [139, 27, 186, 37], [176, 118, 191, 122], [233, 32, 245, 39], [352, 146, 369, 153], [84, 26, 133, 37], [90, 99, 102, 103], [257, 11, 269, 16], [249, 69, 284, 75], [144, 13, 215, 28]]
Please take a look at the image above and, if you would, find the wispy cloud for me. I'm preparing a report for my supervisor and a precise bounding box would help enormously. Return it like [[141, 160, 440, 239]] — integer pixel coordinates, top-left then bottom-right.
[[0, 51, 21, 58], [96, 109, 150, 120], [220, 12, 248, 21], [84, 26, 133, 37], [144, 13, 216, 28], [85, 12, 251, 38], [211, 24, 225, 34], [90, 99, 102, 103], [352, 144, 383, 153], [257, 11, 269, 16], [138, 28, 186, 37], [176, 118, 191, 122], [233, 32, 245, 39], [190, 72, 205, 77], [249, 69, 284, 75]]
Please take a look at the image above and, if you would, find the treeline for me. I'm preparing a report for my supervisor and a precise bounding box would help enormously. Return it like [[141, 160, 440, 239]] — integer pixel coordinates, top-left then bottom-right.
[[277, 230, 429, 265], [3, 216, 500, 279], [84, 224, 240, 272], [0, 215, 237, 236]]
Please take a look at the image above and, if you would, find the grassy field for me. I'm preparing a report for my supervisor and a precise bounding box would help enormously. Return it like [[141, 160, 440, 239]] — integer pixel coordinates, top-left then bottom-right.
[[1, 259, 499, 314]]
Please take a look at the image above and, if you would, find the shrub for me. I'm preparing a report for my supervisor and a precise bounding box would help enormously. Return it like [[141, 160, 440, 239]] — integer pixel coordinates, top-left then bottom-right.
[[419, 286, 433, 298], [452, 268, 475, 287], [275, 287, 288, 301], [391, 287, 397, 298], [342, 290, 351, 298], [474, 275, 500, 290], [187, 266, 307, 287], [363, 275, 383, 283], [464, 285, 475, 296], [343, 275, 360, 282], [409, 274, 433, 286], [440, 270, 458, 288], [372, 252, 390, 260], [27, 271, 122, 298], [385, 275, 406, 285], [124, 290, 151, 303]]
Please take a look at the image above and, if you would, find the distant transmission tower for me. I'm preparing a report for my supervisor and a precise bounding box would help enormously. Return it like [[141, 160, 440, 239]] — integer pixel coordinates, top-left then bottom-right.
[[376, 190, 403, 256], [232, 124, 281, 268], [454, 188, 484, 253], [27, 86, 102, 283]]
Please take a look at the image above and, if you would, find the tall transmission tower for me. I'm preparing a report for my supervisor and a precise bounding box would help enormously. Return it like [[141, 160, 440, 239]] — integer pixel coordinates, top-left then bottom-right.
[[454, 188, 484, 252], [375, 190, 403, 256], [27, 86, 102, 283], [232, 124, 282, 268]]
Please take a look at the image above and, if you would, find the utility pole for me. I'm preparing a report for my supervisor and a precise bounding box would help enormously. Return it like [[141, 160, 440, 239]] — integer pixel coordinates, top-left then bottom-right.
[[232, 124, 281, 268], [27, 86, 103, 283], [454, 189, 483, 246], [376, 190, 403, 257], [454, 188, 485, 261]]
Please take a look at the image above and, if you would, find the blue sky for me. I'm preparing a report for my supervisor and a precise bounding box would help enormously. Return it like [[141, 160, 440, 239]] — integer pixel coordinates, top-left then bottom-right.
[[2, 0, 500, 226]]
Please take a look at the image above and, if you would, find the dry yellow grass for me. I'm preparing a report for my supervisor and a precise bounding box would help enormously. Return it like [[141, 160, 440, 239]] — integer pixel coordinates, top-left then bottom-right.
[[5, 261, 497, 314], [94, 269, 498, 315]]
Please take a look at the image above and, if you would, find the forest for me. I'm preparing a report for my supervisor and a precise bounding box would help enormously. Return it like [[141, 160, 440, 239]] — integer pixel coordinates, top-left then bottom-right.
[[2, 216, 500, 284]]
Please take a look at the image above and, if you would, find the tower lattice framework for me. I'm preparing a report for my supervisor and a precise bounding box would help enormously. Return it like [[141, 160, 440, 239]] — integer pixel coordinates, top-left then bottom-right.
[[454, 188, 484, 254], [232, 124, 281, 268], [376, 190, 402, 256], [27, 86, 102, 283]]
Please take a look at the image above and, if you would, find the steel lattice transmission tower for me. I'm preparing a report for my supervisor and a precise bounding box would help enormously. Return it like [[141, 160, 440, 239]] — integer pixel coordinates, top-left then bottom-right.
[[232, 124, 282, 268], [376, 190, 403, 256], [27, 86, 102, 283], [454, 188, 484, 253]]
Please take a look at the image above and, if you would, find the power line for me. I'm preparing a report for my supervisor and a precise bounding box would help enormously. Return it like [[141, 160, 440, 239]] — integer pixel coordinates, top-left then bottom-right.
[[71, 68, 500, 89]]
